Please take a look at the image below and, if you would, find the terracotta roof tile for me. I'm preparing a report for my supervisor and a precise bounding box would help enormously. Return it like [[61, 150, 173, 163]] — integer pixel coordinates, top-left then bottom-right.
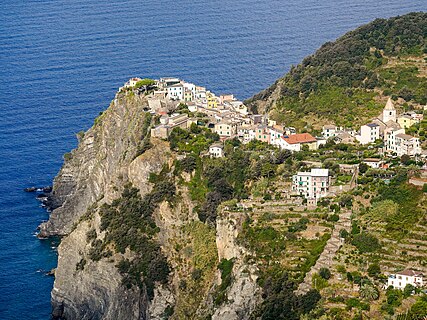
[[282, 133, 317, 144]]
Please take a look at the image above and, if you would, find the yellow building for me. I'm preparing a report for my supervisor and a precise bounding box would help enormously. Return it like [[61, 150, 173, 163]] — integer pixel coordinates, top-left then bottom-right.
[[184, 89, 193, 102], [207, 91, 218, 109], [398, 115, 418, 129]]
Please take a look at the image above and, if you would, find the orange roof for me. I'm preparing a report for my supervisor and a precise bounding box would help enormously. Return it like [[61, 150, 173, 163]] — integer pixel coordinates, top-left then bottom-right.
[[282, 133, 317, 144]]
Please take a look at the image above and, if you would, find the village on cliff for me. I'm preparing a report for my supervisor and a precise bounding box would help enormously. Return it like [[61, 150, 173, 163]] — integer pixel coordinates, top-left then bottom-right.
[[118, 77, 427, 292]]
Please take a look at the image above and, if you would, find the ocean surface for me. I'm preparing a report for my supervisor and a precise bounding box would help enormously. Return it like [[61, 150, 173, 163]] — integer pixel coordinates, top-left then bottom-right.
[[0, 1, 426, 318]]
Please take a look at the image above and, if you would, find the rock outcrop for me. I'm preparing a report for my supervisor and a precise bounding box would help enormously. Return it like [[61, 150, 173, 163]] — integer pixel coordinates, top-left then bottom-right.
[[213, 211, 262, 320], [39, 93, 158, 237]]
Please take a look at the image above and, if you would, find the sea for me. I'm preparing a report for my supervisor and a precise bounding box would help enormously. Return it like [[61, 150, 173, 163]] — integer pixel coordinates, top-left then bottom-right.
[[0, 0, 426, 319]]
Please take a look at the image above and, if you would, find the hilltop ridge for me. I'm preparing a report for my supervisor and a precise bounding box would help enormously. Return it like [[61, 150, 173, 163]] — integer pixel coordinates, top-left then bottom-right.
[[246, 12, 427, 131]]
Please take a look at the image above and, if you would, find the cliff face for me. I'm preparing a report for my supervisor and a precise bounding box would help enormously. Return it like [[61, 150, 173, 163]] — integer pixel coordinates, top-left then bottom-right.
[[39, 93, 156, 237], [45, 91, 259, 320], [213, 212, 262, 320]]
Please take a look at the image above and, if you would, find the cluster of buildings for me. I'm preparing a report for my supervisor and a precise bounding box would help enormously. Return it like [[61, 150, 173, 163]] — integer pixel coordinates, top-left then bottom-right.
[[134, 77, 329, 154], [322, 98, 423, 157]]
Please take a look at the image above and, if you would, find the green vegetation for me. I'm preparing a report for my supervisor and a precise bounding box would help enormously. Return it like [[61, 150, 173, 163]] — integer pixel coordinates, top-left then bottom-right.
[[312, 272, 329, 290], [351, 232, 381, 253], [169, 124, 219, 154], [134, 113, 153, 158], [247, 12, 427, 129], [214, 258, 234, 305], [252, 273, 321, 320], [63, 152, 72, 161], [134, 78, 156, 88], [319, 267, 331, 280], [359, 284, 379, 301], [369, 174, 424, 239], [173, 221, 218, 319], [93, 175, 174, 298]]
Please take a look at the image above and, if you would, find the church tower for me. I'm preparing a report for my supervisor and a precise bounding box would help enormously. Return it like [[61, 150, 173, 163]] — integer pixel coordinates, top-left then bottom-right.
[[383, 98, 397, 123]]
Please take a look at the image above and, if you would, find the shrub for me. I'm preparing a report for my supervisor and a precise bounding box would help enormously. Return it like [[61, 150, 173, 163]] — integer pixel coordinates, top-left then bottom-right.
[[367, 263, 381, 278], [327, 214, 339, 222], [75, 258, 86, 271], [214, 259, 234, 305], [63, 152, 72, 161], [403, 283, 415, 298], [352, 233, 381, 253], [312, 273, 329, 290], [319, 267, 332, 280], [253, 273, 321, 319]]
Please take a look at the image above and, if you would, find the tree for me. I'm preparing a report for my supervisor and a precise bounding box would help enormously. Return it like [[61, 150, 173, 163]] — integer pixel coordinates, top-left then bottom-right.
[[134, 78, 156, 88], [409, 298, 427, 318], [352, 233, 381, 253], [180, 155, 197, 173], [319, 267, 331, 280], [339, 194, 353, 208], [339, 229, 349, 239], [367, 263, 381, 278], [400, 154, 411, 165], [403, 283, 415, 297], [359, 162, 369, 174], [359, 284, 379, 301]]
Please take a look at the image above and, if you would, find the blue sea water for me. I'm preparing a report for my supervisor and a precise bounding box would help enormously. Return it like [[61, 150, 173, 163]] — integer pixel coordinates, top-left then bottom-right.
[[0, 1, 426, 318]]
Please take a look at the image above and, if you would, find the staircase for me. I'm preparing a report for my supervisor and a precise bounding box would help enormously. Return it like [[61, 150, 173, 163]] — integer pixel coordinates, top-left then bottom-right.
[[296, 210, 352, 294]]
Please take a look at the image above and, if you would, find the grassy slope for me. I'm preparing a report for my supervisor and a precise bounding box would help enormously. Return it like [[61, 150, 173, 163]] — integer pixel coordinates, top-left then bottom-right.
[[246, 12, 427, 131]]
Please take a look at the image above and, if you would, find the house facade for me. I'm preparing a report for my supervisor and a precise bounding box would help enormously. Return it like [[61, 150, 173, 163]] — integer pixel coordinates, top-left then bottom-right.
[[397, 115, 420, 129], [322, 125, 339, 138], [292, 168, 330, 199], [209, 143, 224, 158], [167, 84, 184, 100], [395, 134, 421, 156], [384, 128, 406, 154], [363, 158, 383, 169], [214, 122, 234, 138], [387, 270, 424, 290], [357, 123, 380, 145]]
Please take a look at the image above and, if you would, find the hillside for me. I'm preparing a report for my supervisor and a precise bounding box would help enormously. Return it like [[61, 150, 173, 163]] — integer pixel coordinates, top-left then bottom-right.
[[246, 12, 427, 132]]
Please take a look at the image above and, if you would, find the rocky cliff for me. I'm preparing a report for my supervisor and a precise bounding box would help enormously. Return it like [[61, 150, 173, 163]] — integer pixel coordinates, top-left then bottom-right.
[[43, 90, 259, 320], [39, 92, 158, 237]]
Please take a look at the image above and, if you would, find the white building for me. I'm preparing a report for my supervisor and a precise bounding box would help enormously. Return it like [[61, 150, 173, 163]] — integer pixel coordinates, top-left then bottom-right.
[[357, 123, 380, 145], [126, 77, 142, 88], [322, 125, 339, 138], [362, 158, 383, 169], [229, 101, 248, 115], [292, 168, 330, 199], [388, 270, 424, 290], [167, 84, 184, 100], [278, 133, 318, 152], [383, 98, 397, 123], [384, 128, 406, 154], [395, 133, 421, 156], [209, 143, 224, 158], [269, 126, 285, 147], [159, 77, 180, 88]]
